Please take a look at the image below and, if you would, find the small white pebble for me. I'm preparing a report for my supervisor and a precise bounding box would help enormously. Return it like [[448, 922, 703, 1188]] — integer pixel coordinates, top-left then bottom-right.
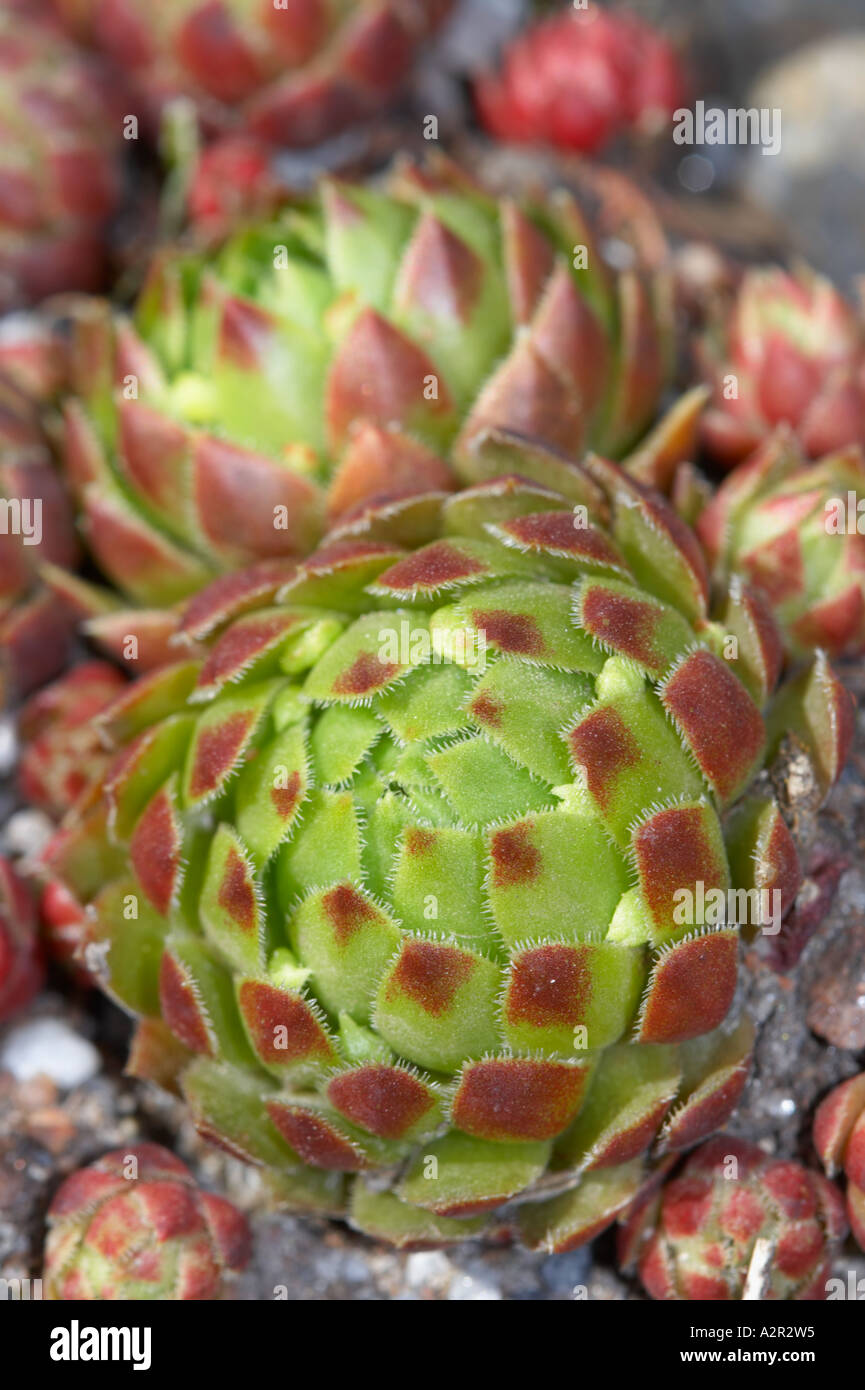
[[678, 152, 716, 193], [601, 237, 636, 272], [435, 0, 523, 71], [0, 312, 50, 348], [0, 1018, 101, 1089], [448, 1272, 502, 1301], [778, 1097, 797, 1117], [405, 1251, 452, 1289], [341, 1254, 372, 1285], [1, 808, 55, 860], [0, 716, 17, 776]]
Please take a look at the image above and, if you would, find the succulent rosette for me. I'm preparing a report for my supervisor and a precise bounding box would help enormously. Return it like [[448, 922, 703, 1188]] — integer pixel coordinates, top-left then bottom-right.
[[474, 3, 687, 155], [698, 265, 865, 470], [54, 157, 685, 675], [0, 854, 44, 1021], [43, 1142, 251, 1299], [618, 1137, 847, 1300], [813, 1073, 865, 1251], [36, 430, 856, 1253], [0, 7, 122, 311], [48, 0, 451, 146], [697, 430, 865, 659]]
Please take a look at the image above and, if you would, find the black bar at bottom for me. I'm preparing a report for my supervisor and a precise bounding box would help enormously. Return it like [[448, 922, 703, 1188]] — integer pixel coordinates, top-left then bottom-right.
[[2, 1292, 858, 1377]]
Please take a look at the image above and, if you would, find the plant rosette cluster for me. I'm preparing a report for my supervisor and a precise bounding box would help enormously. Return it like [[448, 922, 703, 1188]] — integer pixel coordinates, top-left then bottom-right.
[[474, 3, 687, 156], [697, 430, 865, 660], [46, 0, 452, 146], [35, 438, 853, 1252], [697, 265, 865, 470], [43, 1141, 251, 1299], [618, 1137, 847, 1300], [813, 1074, 865, 1252]]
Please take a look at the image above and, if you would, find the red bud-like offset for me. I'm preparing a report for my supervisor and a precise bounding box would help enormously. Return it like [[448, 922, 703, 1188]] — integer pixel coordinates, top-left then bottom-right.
[[44, 1142, 251, 1300]]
